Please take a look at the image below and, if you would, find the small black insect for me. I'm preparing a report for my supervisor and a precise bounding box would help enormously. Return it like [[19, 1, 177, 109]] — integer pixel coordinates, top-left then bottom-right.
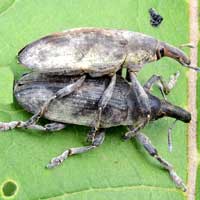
[[149, 8, 163, 27]]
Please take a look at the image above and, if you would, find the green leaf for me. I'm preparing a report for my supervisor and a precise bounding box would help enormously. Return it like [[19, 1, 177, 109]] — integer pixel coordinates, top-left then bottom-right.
[[0, 0, 14, 14], [0, 0, 190, 199], [0, 67, 14, 104]]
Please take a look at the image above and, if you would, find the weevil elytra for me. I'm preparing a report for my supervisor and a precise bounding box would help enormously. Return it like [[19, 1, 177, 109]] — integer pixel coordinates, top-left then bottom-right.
[[17, 27, 199, 140], [0, 72, 191, 191]]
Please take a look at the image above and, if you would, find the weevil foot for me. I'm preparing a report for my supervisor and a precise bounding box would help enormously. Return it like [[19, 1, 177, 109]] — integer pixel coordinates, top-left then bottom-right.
[[0, 121, 21, 131], [46, 146, 96, 169], [0, 121, 66, 132], [169, 169, 187, 192], [46, 129, 105, 168], [167, 71, 180, 92], [134, 132, 187, 191], [143, 72, 180, 99], [46, 150, 70, 168]]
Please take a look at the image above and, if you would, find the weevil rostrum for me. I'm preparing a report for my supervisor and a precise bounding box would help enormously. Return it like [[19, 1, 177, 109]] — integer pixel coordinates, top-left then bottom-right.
[[0, 72, 191, 191], [17, 27, 199, 136]]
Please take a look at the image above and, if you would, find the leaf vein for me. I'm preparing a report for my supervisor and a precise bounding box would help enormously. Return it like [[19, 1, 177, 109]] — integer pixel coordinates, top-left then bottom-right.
[[37, 185, 185, 200], [0, 0, 16, 17]]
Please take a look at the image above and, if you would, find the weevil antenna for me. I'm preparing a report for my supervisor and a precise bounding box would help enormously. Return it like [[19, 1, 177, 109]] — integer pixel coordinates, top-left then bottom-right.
[[167, 119, 177, 152], [178, 43, 195, 49], [182, 64, 200, 72]]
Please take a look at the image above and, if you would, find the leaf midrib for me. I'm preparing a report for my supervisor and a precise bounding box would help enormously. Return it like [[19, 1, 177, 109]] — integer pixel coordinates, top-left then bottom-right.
[[37, 184, 185, 200]]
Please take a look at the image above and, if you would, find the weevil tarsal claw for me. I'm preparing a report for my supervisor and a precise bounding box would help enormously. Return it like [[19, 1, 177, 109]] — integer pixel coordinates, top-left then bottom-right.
[[167, 119, 177, 152]]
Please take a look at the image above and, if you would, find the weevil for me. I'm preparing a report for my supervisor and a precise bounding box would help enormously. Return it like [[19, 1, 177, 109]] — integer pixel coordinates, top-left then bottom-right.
[[17, 28, 199, 138], [0, 72, 191, 191]]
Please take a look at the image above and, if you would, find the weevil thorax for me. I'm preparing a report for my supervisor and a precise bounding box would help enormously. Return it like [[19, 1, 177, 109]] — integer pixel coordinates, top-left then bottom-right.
[[121, 31, 158, 72]]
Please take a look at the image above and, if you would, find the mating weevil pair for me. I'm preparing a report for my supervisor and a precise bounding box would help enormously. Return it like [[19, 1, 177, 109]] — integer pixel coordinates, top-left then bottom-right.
[[2, 71, 190, 192], [1, 27, 199, 191], [17, 28, 199, 134]]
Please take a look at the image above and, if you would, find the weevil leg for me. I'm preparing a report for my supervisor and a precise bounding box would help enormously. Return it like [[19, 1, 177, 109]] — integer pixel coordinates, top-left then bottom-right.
[[21, 75, 87, 126], [0, 121, 21, 131], [41, 74, 86, 114], [123, 123, 147, 140], [129, 71, 151, 119], [52, 75, 86, 99], [0, 120, 66, 132], [125, 69, 131, 82], [123, 70, 154, 140], [135, 132, 187, 191], [95, 74, 116, 131], [24, 122, 66, 131], [117, 68, 123, 76], [46, 129, 105, 168], [143, 71, 180, 99]]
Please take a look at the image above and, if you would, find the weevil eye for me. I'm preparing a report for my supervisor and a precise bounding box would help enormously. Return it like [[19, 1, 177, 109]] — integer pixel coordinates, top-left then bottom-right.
[[156, 47, 165, 60], [160, 48, 165, 57]]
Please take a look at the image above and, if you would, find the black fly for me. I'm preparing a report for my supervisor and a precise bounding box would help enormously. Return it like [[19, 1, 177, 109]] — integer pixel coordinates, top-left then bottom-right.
[[149, 8, 163, 27]]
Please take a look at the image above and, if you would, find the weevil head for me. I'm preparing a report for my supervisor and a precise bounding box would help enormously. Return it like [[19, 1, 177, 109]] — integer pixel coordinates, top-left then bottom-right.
[[149, 94, 191, 123], [125, 33, 191, 70], [124, 33, 162, 69], [156, 42, 191, 66]]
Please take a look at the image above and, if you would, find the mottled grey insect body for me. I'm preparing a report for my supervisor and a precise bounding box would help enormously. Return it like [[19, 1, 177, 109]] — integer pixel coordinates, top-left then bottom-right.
[[18, 28, 191, 75]]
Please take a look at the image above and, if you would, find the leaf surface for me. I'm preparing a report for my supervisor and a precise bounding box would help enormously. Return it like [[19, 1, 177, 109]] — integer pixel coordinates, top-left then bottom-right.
[[0, 0, 190, 199]]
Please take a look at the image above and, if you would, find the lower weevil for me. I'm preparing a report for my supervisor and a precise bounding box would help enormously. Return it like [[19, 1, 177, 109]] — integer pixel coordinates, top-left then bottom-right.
[[0, 72, 191, 191]]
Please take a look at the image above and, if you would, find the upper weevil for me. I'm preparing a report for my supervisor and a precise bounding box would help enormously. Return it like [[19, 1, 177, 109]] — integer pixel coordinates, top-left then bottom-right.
[[17, 28, 198, 136], [149, 8, 163, 27], [0, 72, 191, 191]]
